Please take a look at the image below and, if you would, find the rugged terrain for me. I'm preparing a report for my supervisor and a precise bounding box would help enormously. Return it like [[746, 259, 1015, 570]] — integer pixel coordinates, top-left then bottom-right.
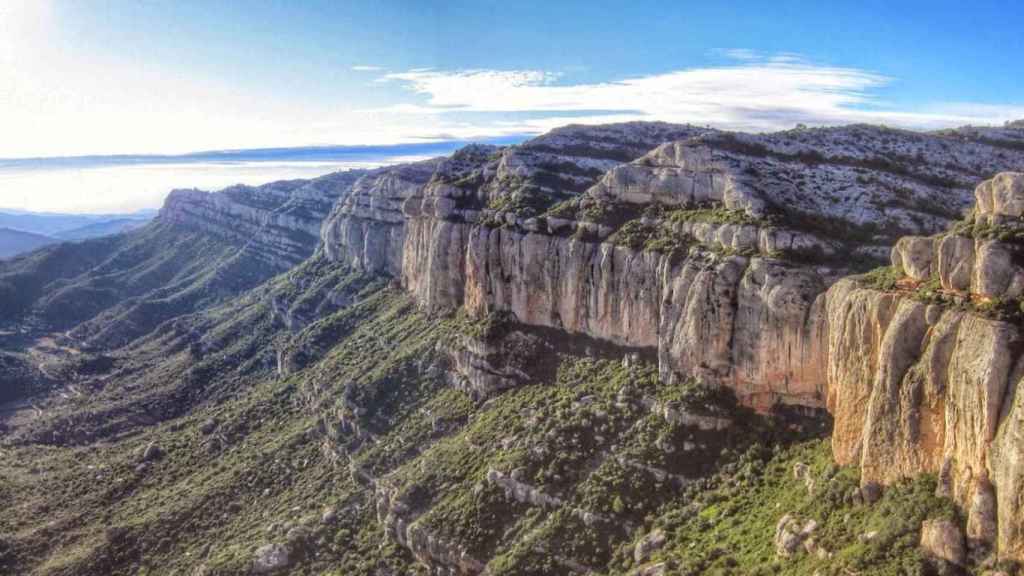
[[4, 121, 1024, 576]]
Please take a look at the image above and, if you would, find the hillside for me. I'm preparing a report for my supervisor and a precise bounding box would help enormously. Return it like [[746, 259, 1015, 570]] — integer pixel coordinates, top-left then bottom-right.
[[52, 218, 149, 241], [3, 121, 1024, 576], [0, 210, 154, 239], [0, 228, 56, 259]]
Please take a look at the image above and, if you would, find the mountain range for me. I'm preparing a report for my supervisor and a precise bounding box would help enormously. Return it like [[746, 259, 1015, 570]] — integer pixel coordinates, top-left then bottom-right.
[[3, 121, 1024, 576], [0, 209, 155, 259]]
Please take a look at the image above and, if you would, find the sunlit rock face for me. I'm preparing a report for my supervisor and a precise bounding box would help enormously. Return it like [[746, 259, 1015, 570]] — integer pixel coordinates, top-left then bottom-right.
[[319, 125, 1024, 413], [825, 172, 1024, 560]]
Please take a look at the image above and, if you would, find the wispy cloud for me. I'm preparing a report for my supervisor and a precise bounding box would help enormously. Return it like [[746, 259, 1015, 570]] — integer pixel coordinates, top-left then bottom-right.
[[365, 55, 1024, 136], [4, 44, 1022, 159], [712, 48, 762, 61]]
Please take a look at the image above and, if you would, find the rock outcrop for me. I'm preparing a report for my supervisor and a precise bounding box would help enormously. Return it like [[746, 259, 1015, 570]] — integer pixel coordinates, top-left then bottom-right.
[[321, 158, 443, 276], [328, 124, 1024, 410], [920, 518, 967, 566], [826, 172, 1024, 560]]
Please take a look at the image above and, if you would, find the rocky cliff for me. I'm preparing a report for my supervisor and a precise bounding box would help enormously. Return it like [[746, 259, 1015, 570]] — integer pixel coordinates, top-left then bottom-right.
[[317, 122, 1024, 562], [825, 172, 1024, 560], [11, 122, 1024, 576], [322, 122, 1024, 409], [162, 170, 365, 270]]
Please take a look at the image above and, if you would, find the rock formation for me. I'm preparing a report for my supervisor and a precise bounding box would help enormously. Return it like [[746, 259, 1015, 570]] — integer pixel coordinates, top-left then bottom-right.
[[10, 113, 1024, 576], [314, 122, 1024, 561], [163, 170, 365, 269], [321, 123, 1024, 409], [826, 172, 1024, 560]]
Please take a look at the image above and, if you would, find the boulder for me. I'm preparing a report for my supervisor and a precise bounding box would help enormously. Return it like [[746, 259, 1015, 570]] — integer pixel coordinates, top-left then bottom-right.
[[972, 240, 1024, 299], [967, 476, 998, 551], [774, 514, 816, 558], [920, 518, 966, 566], [937, 235, 974, 292], [891, 236, 935, 281], [252, 543, 291, 574], [975, 172, 1024, 224], [634, 529, 666, 563], [141, 442, 163, 462], [321, 507, 337, 525]]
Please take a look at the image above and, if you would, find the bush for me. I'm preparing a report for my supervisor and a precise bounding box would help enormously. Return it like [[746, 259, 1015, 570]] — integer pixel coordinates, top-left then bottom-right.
[[859, 266, 904, 291]]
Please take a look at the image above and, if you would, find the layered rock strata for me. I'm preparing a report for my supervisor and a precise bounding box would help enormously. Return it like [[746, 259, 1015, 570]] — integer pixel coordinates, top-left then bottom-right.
[[161, 170, 364, 269]]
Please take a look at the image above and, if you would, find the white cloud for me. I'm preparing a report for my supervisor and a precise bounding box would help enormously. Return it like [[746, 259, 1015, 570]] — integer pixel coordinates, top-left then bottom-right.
[[351, 65, 382, 72], [2, 41, 1023, 159], [369, 57, 1024, 136], [712, 48, 761, 61]]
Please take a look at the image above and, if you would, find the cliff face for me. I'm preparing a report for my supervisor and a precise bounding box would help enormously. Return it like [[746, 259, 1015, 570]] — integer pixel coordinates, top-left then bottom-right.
[[323, 123, 1024, 410], [316, 121, 1024, 561], [321, 158, 443, 276], [12, 122, 1024, 576], [825, 172, 1024, 559]]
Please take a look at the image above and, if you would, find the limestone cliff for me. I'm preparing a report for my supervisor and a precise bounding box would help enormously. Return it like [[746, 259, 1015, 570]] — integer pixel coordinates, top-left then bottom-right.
[[825, 172, 1024, 560], [162, 170, 365, 269], [315, 121, 1024, 561], [322, 123, 1024, 410]]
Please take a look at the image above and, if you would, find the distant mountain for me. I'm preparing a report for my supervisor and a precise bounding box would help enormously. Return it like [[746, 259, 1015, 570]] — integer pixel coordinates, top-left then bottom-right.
[[0, 227, 56, 259], [52, 217, 149, 241], [0, 209, 154, 239]]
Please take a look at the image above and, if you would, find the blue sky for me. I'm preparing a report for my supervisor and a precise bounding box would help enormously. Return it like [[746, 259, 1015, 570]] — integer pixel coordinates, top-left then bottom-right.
[[2, 0, 1023, 159]]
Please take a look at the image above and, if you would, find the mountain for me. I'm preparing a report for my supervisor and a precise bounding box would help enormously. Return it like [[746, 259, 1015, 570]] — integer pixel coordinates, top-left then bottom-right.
[[52, 218, 150, 241], [0, 210, 147, 236], [0, 227, 56, 259], [3, 121, 1024, 576]]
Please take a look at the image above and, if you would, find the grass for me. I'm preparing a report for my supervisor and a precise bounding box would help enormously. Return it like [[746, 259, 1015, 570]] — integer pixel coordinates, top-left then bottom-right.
[[856, 265, 1024, 322]]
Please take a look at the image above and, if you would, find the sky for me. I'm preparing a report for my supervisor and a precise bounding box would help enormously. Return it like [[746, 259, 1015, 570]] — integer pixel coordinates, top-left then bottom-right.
[[1, 0, 1023, 212]]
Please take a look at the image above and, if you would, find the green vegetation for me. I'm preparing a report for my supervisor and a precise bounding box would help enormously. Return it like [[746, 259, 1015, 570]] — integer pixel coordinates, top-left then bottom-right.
[[858, 265, 905, 291], [609, 220, 694, 262], [617, 439, 960, 576], [0, 221, 285, 346], [664, 205, 765, 227], [857, 264, 1024, 322], [0, 216, 982, 576], [950, 212, 1024, 247]]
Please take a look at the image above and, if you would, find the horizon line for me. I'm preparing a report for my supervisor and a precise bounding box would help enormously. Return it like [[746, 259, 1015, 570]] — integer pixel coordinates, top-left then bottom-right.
[[0, 135, 532, 169]]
